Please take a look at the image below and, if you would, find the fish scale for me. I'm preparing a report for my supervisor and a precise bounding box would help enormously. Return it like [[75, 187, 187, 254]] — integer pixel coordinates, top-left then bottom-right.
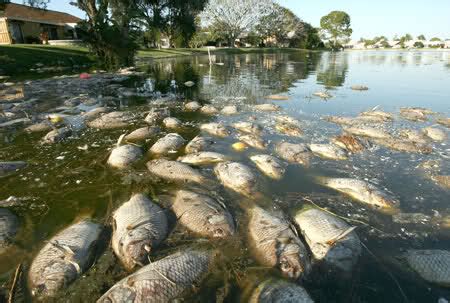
[[249, 279, 314, 303], [97, 250, 211, 302], [147, 159, 205, 183], [214, 162, 258, 196], [405, 250, 450, 287], [112, 194, 168, 270]]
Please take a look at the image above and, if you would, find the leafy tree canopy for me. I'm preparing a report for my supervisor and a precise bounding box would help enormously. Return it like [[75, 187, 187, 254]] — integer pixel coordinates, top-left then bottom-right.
[[320, 11, 352, 49], [417, 34, 426, 40], [23, 0, 49, 9]]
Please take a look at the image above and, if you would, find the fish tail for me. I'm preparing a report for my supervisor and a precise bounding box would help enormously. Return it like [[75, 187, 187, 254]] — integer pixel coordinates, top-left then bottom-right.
[[314, 176, 330, 186]]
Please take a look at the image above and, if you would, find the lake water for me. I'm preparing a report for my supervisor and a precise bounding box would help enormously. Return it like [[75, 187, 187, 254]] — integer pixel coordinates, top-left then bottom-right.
[[1, 50, 449, 302]]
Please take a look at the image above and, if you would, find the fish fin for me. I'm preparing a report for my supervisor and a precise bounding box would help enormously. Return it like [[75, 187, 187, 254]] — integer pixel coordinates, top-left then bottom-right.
[[326, 226, 357, 246]]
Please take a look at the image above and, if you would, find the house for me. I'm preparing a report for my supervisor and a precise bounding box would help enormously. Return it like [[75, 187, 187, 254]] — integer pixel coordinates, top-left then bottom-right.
[[0, 2, 81, 45]]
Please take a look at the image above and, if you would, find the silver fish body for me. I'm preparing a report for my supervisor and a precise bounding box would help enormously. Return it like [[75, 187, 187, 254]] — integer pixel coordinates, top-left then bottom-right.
[[233, 122, 263, 135], [42, 127, 72, 144], [275, 115, 301, 127], [221, 105, 238, 115], [238, 134, 267, 150], [178, 152, 229, 165], [185, 136, 214, 154], [214, 162, 258, 196], [331, 135, 366, 153], [373, 138, 432, 154], [97, 250, 211, 303], [112, 194, 168, 270], [250, 154, 286, 180], [248, 206, 311, 279], [147, 159, 205, 184], [0, 208, 19, 254], [200, 105, 219, 114], [184, 101, 202, 111], [107, 145, 143, 169], [344, 125, 392, 139], [200, 123, 231, 137], [249, 279, 314, 303], [88, 111, 133, 129], [254, 104, 280, 112], [163, 117, 182, 129], [145, 108, 170, 124], [294, 208, 361, 272], [125, 126, 160, 142], [359, 110, 393, 121], [275, 122, 303, 137], [422, 127, 446, 142], [149, 133, 186, 155], [172, 190, 235, 238], [275, 142, 311, 166], [29, 220, 103, 299], [309, 144, 348, 160], [404, 250, 450, 287]]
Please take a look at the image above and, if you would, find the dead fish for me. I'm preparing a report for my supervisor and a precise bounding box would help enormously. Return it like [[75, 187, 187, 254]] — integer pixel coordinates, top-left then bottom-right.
[[248, 279, 314, 303], [149, 133, 185, 155], [254, 104, 280, 112], [163, 117, 182, 129], [317, 177, 399, 210], [87, 111, 133, 129], [24, 121, 52, 133], [29, 220, 102, 299], [359, 110, 393, 121], [200, 105, 219, 114], [97, 250, 211, 303], [107, 145, 143, 169], [344, 125, 392, 139], [221, 105, 238, 115], [145, 108, 170, 124], [0, 208, 19, 254], [275, 115, 301, 127], [185, 136, 214, 154], [178, 152, 229, 165], [250, 154, 286, 180], [0, 161, 27, 177], [264, 95, 289, 101], [372, 138, 432, 154], [309, 144, 348, 160], [313, 91, 332, 99], [42, 127, 72, 144], [422, 127, 446, 142], [112, 194, 168, 271], [275, 142, 311, 166], [146, 159, 205, 184], [82, 107, 110, 122], [324, 116, 356, 126], [172, 190, 234, 238], [214, 162, 258, 196], [276, 122, 303, 137], [430, 175, 450, 189], [400, 108, 429, 122], [125, 126, 159, 142], [351, 85, 369, 91], [331, 135, 366, 153], [200, 123, 231, 137], [399, 129, 430, 144], [294, 208, 361, 272], [436, 117, 450, 128], [248, 206, 310, 279], [238, 134, 267, 150], [233, 122, 263, 135], [184, 101, 201, 111], [404, 250, 450, 287]]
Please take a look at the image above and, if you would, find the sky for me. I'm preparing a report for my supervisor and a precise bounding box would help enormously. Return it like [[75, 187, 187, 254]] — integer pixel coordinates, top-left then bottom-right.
[[11, 0, 450, 40]]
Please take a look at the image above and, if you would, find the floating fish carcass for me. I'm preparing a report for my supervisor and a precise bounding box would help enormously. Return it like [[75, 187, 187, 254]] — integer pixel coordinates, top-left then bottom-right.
[[29, 220, 103, 299], [97, 250, 212, 302], [233, 121, 263, 135], [331, 135, 367, 153], [313, 91, 332, 99], [294, 208, 361, 272], [0, 208, 19, 254], [351, 85, 369, 91], [149, 133, 186, 155], [163, 117, 182, 129], [430, 175, 450, 189], [107, 144, 143, 169], [275, 142, 312, 166], [404, 250, 450, 287], [264, 94, 290, 100], [250, 154, 286, 180], [112, 194, 168, 270], [221, 105, 238, 115], [214, 162, 258, 197], [436, 117, 450, 128], [238, 134, 267, 150], [172, 190, 235, 238], [309, 143, 348, 160], [254, 103, 280, 112], [87, 111, 134, 129], [344, 125, 392, 139], [275, 122, 303, 137], [200, 122, 231, 137], [146, 159, 205, 184], [372, 138, 432, 154], [275, 115, 301, 127], [422, 127, 446, 142], [24, 121, 52, 133], [184, 101, 202, 111], [125, 126, 159, 142], [185, 136, 214, 154], [398, 129, 430, 144], [400, 107, 429, 122], [359, 110, 393, 121], [200, 104, 219, 114], [248, 279, 314, 303], [178, 151, 229, 165], [144, 107, 170, 124], [248, 206, 311, 279], [42, 127, 72, 144]]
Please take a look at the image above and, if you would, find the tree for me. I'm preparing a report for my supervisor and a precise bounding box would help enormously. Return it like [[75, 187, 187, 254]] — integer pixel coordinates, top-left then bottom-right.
[[201, 0, 274, 47], [413, 41, 424, 48], [417, 34, 426, 41], [23, 0, 49, 9], [403, 33, 413, 41], [320, 11, 352, 50], [430, 37, 441, 41]]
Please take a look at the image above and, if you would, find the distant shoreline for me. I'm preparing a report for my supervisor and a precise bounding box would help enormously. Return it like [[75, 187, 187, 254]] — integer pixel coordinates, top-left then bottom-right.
[[344, 48, 450, 52]]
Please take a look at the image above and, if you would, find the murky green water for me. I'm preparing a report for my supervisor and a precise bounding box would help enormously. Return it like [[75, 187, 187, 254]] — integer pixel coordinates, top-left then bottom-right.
[[1, 50, 450, 302]]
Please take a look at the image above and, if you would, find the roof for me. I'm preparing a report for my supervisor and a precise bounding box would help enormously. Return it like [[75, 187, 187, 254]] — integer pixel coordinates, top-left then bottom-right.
[[0, 3, 81, 25]]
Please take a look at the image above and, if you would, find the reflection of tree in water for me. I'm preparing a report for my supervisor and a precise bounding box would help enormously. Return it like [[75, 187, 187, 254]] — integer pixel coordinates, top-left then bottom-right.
[[316, 52, 348, 89]]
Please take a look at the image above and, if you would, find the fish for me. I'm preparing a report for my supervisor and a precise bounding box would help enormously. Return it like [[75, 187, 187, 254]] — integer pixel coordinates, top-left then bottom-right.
[[275, 142, 311, 166], [107, 145, 143, 169], [313, 91, 332, 99], [398, 129, 430, 144], [248, 279, 314, 303], [404, 250, 450, 287], [112, 194, 168, 271], [264, 95, 289, 101], [0, 208, 19, 254], [163, 117, 182, 129], [24, 121, 52, 133], [29, 220, 102, 299], [87, 111, 134, 129], [344, 125, 392, 139], [359, 110, 393, 121], [400, 108, 429, 122], [184, 101, 201, 111], [149, 133, 186, 155], [97, 250, 212, 303], [331, 135, 367, 153], [125, 126, 159, 142], [254, 104, 280, 112], [275, 115, 301, 127], [42, 127, 72, 144], [200, 105, 219, 114], [185, 136, 214, 154], [178, 152, 229, 165], [317, 177, 400, 210], [436, 117, 450, 128], [81, 107, 110, 122], [372, 138, 432, 154], [351, 85, 369, 91], [0, 161, 27, 177], [248, 206, 311, 279], [275, 122, 303, 137], [430, 175, 450, 189], [233, 122, 263, 135], [238, 134, 267, 150], [250, 154, 286, 180], [144, 108, 170, 124], [200, 123, 231, 137], [422, 127, 446, 142], [309, 144, 348, 160], [214, 162, 258, 196], [172, 190, 235, 238], [221, 105, 238, 115], [146, 159, 205, 184], [294, 208, 361, 272]]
